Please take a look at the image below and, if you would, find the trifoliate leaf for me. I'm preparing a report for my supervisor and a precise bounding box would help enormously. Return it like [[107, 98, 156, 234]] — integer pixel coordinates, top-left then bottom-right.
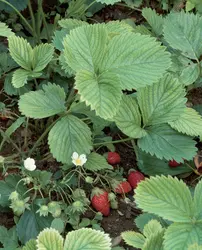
[[121, 231, 145, 248], [32, 44, 54, 72], [163, 11, 202, 60], [85, 152, 113, 171], [0, 22, 14, 37], [142, 8, 164, 36], [102, 32, 171, 90], [63, 24, 107, 72], [169, 108, 202, 138], [8, 36, 33, 70], [143, 220, 163, 238], [59, 53, 75, 77], [19, 83, 66, 118], [137, 149, 192, 176], [164, 222, 202, 250], [114, 95, 146, 138], [64, 228, 111, 250], [135, 175, 193, 222], [137, 74, 186, 126], [12, 69, 32, 88], [179, 63, 200, 86], [48, 115, 92, 164], [105, 20, 134, 37], [138, 124, 197, 162], [142, 229, 164, 250], [75, 70, 122, 119], [37, 228, 63, 250]]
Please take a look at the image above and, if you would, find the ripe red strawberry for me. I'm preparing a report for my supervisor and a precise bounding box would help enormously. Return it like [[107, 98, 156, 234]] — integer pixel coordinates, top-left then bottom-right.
[[107, 152, 121, 165], [168, 160, 182, 167], [91, 188, 110, 216], [128, 170, 145, 189], [114, 181, 132, 194]]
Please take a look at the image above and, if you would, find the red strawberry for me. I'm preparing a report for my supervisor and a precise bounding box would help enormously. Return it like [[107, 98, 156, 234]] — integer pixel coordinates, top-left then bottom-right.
[[91, 188, 110, 216], [107, 152, 121, 165], [168, 160, 182, 167], [128, 170, 145, 189], [114, 181, 132, 194]]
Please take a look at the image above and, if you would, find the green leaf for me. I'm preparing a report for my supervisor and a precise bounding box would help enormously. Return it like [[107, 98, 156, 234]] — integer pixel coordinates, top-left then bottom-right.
[[114, 95, 146, 138], [142, 229, 164, 250], [193, 179, 202, 220], [164, 222, 202, 250], [63, 24, 107, 72], [84, 152, 113, 171], [0, 52, 17, 77], [135, 213, 171, 233], [37, 228, 63, 250], [58, 19, 88, 29], [52, 29, 68, 51], [135, 175, 193, 222], [19, 83, 66, 118], [142, 8, 164, 36], [64, 228, 111, 250], [1, 226, 19, 249], [121, 231, 145, 248], [51, 218, 65, 233], [105, 20, 134, 36], [137, 74, 186, 126], [29, 170, 52, 187], [66, 0, 87, 19], [48, 115, 92, 164], [22, 239, 37, 250], [138, 124, 197, 162], [0, 0, 28, 12], [188, 243, 202, 250], [179, 63, 200, 86], [143, 220, 163, 238], [32, 44, 54, 72], [75, 70, 122, 119], [163, 12, 202, 60], [0, 175, 27, 207], [16, 208, 53, 244], [8, 36, 33, 70], [5, 117, 25, 137], [169, 108, 202, 138], [193, 105, 202, 116], [137, 149, 192, 176], [12, 69, 32, 88], [102, 32, 171, 90], [0, 22, 14, 37], [95, 0, 121, 4]]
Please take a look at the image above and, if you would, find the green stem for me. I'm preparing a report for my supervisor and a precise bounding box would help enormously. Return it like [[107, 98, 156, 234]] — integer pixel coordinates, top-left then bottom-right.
[[38, 0, 51, 42], [0, 0, 34, 35], [28, 117, 61, 157], [23, 117, 29, 149], [0, 128, 22, 155], [93, 137, 133, 147], [115, 3, 142, 12], [84, 0, 96, 12], [28, 0, 36, 35]]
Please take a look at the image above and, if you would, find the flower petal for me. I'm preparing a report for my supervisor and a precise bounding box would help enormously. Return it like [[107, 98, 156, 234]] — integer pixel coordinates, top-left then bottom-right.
[[72, 152, 79, 160]]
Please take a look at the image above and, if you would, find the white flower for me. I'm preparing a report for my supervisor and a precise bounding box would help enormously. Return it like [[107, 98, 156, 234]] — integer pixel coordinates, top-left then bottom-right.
[[72, 152, 87, 166], [24, 157, 36, 171]]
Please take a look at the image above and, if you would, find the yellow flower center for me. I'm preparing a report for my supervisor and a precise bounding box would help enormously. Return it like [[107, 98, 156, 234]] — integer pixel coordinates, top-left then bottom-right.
[[75, 158, 82, 166]]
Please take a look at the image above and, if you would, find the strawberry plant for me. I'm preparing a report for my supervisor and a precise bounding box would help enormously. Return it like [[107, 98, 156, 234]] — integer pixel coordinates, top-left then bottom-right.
[[1, 0, 202, 248], [122, 176, 202, 249]]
